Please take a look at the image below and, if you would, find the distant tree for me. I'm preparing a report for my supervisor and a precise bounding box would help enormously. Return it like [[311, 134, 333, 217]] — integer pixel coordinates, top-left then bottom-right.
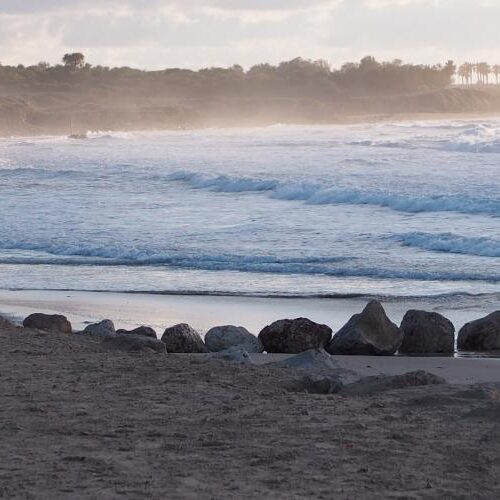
[[37, 61, 50, 71], [62, 53, 85, 70], [493, 65, 500, 85]]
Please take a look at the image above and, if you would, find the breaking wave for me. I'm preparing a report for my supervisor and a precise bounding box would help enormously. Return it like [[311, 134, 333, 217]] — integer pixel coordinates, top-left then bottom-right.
[[0, 241, 499, 282], [166, 170, 500, 216], [394, 232, 500, 258]]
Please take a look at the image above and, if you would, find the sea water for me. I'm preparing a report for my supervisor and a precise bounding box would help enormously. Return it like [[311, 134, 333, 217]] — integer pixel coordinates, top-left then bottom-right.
[[1, 119, 499, 300]]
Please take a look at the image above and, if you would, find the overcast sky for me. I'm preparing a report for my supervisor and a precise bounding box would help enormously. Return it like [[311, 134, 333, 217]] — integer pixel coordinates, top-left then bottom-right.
[[1, 0, 498, 69]]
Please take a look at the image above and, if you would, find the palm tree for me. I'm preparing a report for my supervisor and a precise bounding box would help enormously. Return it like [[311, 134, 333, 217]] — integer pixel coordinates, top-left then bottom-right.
[[493, 65, 500, 85], [481, 63, 491, 84]]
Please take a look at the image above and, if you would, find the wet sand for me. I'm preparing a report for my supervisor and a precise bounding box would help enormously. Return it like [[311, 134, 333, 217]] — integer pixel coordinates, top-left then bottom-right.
[[0, 289, 492, 335]]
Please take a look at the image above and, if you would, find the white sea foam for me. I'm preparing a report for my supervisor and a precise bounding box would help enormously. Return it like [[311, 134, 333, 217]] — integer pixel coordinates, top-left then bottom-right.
[[395, 232, 500, 257]]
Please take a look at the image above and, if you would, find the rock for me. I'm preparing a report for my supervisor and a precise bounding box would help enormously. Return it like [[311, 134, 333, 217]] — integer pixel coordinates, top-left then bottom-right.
[[161, 323, 208, 353], [272, 348, 340, 371], [205, 325, 263, 353], [341, 371, 446, 396], [23, 313, 72, 334], [207, 346, 254, 365], [258, 318, 332, 354], [81, 319, 116, 337], [102, 334, 166, 353], [326, 301, 402, 356], [116, 326, 157, 339], [458, 311, 500, 351], [400, 310, 455, 354], [292, 374, 343, 395], [271, 348, 359, 382]]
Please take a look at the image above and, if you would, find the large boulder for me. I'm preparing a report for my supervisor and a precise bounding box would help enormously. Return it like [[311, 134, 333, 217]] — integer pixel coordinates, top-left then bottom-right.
[[326, 301, 402, 356], [399, 310, 455, 354], [161, 323, 208, 353], [116, 326, 157, 339], [81, 319, 116, 338], [102, 334, 166, 353], [205, 325, 263, 353], [457, 311, 500, 351], [23, 313, 72, 334], [258, 318, 332, 354]]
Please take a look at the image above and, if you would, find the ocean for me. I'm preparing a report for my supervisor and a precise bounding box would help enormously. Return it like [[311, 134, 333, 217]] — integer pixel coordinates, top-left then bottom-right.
[[1, 119, 499, 300]]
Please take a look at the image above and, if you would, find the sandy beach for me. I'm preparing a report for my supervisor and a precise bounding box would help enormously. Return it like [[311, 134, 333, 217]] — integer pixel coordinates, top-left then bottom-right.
[[2, 317, 500, 499]]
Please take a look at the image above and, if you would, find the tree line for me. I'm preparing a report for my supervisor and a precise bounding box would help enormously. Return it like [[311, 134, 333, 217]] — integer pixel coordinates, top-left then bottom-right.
[[0, 53, 497, 98], [457, 63, 500, 85]]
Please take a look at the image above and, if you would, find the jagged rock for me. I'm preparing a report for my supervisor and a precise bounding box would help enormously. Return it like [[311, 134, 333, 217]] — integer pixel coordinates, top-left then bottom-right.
[[102, 334, 166, 353], [341, 371, 446, 396], [258, 318, 332, 354], [206, 346, 254, 365], [326, 301, 402, 356], [399, 310, 455, 354], [161, 323, 208, 353], [458, 311, 500, 351], [116, 326, 157, 339], [81, 319, 116, 337], [205, 325, 263, 353], [23, 313, 72, 334]]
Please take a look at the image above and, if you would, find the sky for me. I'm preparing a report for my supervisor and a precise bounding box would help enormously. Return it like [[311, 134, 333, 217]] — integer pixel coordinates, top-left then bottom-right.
[[0, 0, 499, 70]]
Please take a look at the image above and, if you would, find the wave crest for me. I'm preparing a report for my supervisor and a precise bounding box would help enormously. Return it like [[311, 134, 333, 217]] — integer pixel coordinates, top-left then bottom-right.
[[395, 232, 500, 257]]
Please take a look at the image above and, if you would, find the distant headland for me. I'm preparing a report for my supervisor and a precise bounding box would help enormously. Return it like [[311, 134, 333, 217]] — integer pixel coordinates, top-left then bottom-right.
[[1, 54, 500, 136]]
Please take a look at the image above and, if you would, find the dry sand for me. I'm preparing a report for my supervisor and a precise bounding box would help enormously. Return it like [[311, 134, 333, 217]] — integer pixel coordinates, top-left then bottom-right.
[[2, 321, 500, 499]]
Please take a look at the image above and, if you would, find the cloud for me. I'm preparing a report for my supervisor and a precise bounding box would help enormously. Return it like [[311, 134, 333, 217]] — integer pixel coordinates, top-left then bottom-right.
[[0, 0, 498, 69]]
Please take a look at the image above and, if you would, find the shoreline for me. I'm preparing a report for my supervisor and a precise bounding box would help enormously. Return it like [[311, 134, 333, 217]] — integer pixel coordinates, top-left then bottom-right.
[[1, 111, 500, 139], [0, 288, 493, 337]]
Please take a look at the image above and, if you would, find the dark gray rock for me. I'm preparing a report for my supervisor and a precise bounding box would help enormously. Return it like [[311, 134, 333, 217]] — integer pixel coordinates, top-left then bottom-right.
[[341, 370, 446, 396], [400, 310, 455, 354], [457, 311, 500, 351], [23, 313, 72, 334], [116, 326, 157, 339], [326, 301, 402, 356], [161, 323, 208, 353], [102, 334, 166, 353], [258, 318, 332, 354], [272, 348, 340, 371], [82, 319, 116, 337], [206, 346, 254, 364], [205, 325, 263, 353]]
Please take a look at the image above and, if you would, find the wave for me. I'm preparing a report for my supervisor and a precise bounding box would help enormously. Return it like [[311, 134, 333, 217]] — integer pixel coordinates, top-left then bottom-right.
[[0, 241, 499, 282], [166, 170, 500, 217], [394, 232, 500, 257]]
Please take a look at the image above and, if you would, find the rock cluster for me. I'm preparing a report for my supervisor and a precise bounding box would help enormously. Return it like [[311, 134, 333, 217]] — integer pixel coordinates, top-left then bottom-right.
[[8, 304, 500, 357]]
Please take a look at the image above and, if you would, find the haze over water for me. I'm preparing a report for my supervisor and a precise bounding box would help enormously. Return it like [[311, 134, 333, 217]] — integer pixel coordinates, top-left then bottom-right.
[[1, 119, 499, 299]]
